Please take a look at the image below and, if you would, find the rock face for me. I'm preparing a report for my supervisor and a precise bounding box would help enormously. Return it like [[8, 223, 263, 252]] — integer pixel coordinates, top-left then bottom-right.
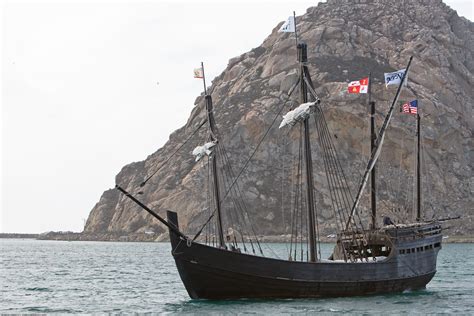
[[84, 0, 473, 239]]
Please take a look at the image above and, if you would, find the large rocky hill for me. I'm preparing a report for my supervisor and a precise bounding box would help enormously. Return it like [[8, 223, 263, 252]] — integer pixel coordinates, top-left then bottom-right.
[[83, 0, 473, 241]]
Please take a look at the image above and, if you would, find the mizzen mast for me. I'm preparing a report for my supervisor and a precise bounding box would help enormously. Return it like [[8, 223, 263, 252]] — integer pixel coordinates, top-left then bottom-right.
[[368, 72, 377, 229], [416, 112, 421, 221]]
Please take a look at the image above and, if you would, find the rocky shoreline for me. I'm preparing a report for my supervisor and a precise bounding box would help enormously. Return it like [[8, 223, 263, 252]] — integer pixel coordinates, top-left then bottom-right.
[[0, 233, 40, 239]]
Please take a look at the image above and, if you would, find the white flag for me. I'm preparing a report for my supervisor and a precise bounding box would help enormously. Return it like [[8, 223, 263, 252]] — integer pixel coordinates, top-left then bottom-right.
[[194, 67, 203, 79], [384, 69, 407, 87], [278, 16, 295, 33]]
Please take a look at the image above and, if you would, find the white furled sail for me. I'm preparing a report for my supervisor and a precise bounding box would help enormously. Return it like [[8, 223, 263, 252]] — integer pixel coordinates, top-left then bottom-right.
[[279, 101, 318, 129], [192, 141, 217, 162]]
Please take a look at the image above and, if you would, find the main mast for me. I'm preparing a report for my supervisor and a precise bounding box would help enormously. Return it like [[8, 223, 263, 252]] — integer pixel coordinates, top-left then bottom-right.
[[298, 43, 317, 262], [201, 62, 226, 248]]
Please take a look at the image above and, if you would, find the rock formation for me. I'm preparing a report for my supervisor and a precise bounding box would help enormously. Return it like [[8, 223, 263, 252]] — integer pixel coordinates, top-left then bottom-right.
[[84, 0, 473, 240]]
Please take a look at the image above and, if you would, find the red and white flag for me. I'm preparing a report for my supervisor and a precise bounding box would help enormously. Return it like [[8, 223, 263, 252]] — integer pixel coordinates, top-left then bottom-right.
[[348, 77, 369, 94]]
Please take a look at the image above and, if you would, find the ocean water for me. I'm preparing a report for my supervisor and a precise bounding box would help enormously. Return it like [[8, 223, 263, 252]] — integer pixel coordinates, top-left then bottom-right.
[[1, 239, 473, 314]]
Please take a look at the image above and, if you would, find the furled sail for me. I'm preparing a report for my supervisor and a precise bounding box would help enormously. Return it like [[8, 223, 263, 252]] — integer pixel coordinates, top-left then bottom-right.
[[346, 57, 413, 229], [279, 101, 318, 128], [192, 141, 217, 161]]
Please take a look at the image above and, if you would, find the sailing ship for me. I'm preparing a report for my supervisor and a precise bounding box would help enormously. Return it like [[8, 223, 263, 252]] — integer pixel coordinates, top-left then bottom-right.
[[115, 23, 447, 298]]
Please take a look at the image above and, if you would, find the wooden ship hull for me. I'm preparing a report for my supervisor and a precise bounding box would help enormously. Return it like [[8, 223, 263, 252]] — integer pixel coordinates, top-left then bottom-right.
[[167, 211, 442, 299]]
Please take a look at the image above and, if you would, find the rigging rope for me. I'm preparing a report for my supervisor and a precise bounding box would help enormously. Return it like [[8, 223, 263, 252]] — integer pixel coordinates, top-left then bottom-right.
[[289, 125, 304, 260], [421, 139, 435, 218], [217, 145, 259, 248], [139, 119, 208, 188], [314, 113, 344, 233], [304, 70, 369, 262], [215, 144, 256, 254], [279, 129, 291, 255], [192, 79, 299, 242], [314, 108, 369, 261]]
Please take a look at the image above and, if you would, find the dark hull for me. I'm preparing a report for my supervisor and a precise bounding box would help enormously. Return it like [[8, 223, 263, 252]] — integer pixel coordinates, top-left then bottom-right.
[[167, 212, 442, 299]]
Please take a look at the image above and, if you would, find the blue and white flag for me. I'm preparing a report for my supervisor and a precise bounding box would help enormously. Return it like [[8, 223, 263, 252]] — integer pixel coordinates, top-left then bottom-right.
[[384, 69, 407, 87], [278, 16, 295, 33]]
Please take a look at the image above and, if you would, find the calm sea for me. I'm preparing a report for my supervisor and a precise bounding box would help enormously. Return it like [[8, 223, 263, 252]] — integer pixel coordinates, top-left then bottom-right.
[[1, 239, 473, 314]]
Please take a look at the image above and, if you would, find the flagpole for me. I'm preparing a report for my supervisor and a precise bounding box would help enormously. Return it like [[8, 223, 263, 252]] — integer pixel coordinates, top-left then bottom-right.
[[368, 72, 372, 106], [416, 110, 421, 221], [201, 61, 208, 95], [293, 11, 298, 59], [293, 11, 298, 44]]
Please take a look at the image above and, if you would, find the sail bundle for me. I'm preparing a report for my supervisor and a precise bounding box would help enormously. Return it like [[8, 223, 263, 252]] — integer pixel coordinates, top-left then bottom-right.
[[279, 101, 318, 129], [192, 141, 217, 162]]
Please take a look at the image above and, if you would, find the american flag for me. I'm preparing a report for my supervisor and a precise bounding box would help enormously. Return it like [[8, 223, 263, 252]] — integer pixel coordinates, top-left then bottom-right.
[[401, 100, 418, 115]]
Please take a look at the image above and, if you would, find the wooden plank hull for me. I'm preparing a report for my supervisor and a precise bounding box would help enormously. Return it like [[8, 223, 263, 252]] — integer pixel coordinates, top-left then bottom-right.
[[167, 211, 441, 299]]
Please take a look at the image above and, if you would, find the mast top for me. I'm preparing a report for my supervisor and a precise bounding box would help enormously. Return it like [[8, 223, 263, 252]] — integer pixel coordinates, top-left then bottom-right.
[[297, 42, 308, 62], [201, 62, 208, 96]]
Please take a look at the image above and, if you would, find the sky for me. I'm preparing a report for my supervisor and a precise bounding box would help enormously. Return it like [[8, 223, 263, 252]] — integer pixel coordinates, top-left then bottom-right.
[[1, 0, 473, 233]]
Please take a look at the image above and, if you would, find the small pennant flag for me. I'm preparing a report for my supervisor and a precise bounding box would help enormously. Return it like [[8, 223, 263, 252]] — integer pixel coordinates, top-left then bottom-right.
[[384, 69, 407, 87], [278, 16, 295, 33], [401, 100, 418, 115], [348, 77, 369, 94], [193, 67, 203, 79]]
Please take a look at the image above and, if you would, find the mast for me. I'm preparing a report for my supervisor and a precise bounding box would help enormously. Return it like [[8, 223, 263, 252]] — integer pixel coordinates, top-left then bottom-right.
[[298, 43, 317, 262], [368, 72, 377, 229], [416, 113, 421, 221], [201, 62, 225, 248]]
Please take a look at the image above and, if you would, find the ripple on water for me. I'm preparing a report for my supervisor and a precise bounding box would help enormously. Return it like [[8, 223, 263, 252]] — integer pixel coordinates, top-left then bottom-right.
[[24, 287, 53, 292]]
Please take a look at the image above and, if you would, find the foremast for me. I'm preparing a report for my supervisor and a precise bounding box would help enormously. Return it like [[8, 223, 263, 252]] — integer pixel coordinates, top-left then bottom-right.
[[201, 62, 226, 248]]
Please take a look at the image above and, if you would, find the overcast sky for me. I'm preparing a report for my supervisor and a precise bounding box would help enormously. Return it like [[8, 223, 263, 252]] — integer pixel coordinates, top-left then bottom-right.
[[1, 0, 472, 233]]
